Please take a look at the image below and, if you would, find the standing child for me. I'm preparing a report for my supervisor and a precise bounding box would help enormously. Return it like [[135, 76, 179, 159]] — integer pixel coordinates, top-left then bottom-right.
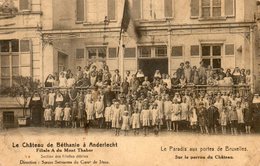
[[164, 95, 172, 131], [48, 89, 56, 109], [63, 103, 71, 128], [111, 101, 122, 136], [140, 103, 150, 136], [104, 103, 113, 129], [229, 106, 238, 135], [236, 101, 245, 134], [121, 111, 130, 136], [71, 101, 78, 128], [54, 103, 63, 128], [180, 97, 189, 130], [78, 101, 85, 128], [189, 102, 198, 132], [243, 102, 252, 134], [151, 103, 160, 135], [220, 108, 228, 134], [95, 96, 104, 128], [197, 102, 209, 134], [44, 105, 52, 127], [171, 99, 181, 132], [85, 98, 95, 129], [155, 95, 164, 131], [131, 107, 141, 135]]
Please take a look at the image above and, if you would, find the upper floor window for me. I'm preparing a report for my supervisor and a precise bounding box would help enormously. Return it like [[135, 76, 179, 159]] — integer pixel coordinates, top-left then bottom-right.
[[19, 0, 30, 11], [191, 0, 235, 19], [140, 0, 173, 20], [76, 0, 116, 23], [139, 46, 167, 58]]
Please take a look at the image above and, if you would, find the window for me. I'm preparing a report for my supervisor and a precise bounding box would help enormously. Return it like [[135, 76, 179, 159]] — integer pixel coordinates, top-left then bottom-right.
[[84, 0, 116, 23], [76, 49, 84, 59], [141, 0, 173, 20], [172, 46, 183, 57], [191, 0, 235, 18], [132, 0, 141, 19], [201, 45, 222, 69], [76, 0, 85, 22], [155, 46, 167, 57], [86, 47, 107, 59], [191, 45, 200, 56], [225, 44, 234, 55], [139, 47, 152, 57], [0, 40, 31, 87], [108, 48, 117, 58], [19, 0, 30, 11], [124, 48, 136, 58]]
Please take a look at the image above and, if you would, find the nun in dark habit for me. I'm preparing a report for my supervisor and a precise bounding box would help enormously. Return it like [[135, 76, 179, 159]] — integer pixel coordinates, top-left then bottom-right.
[[29, 91, 43, 126]]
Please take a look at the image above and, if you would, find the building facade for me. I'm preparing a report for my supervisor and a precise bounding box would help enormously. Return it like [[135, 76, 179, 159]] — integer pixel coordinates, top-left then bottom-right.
[[0, 0, 258, 90]]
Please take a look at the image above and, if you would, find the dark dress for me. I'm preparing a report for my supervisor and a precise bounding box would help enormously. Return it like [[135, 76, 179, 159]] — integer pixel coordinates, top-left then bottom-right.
[[29, 97, 43, 126], [244, 108, 252, 126], [207, 106, 219, 128]]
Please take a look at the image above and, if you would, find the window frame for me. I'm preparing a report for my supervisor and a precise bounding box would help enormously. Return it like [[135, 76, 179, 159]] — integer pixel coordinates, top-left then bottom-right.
[[171, 45, 184, 57], [86, 47, 107, 61], [19, 0, 31, 11], [201, 44, 222, 69], [138, 45, 168, 59]]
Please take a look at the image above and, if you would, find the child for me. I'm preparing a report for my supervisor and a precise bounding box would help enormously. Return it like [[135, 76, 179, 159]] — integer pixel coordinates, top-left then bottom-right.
[[104, 103, 113, 129], [236, 102, 245, 134], [78, 101, 85, 128], [140, 104, 150, 136], [151, 103, 160, 135], [189, 102, 198, 132], [220, 108, 228, 134], [44, 105, 52, 127], [155, 95, 164, 131], [48, 89, 56, 109], [111, 101, 122, 136], [85, 98, 95, 129], [121, 111, 130, 136], [229, 106, 238, 135], [54, 103, 63, 128], [95, 96, 104, 128], [197, 102, 209, 134], [71, 101, 78, 128], [131, 107, 141, 135], [171, 99, 181, 132], [180, 97, 189, 130], [164, 95, 172, 131], [63, 102, 71, 128], [243, 102, 252, 134]]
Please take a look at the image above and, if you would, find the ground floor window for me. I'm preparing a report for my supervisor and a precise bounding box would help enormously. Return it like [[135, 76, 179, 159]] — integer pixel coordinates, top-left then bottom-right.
[[201, 45, 221, 69], [3, 111, 14, 128]]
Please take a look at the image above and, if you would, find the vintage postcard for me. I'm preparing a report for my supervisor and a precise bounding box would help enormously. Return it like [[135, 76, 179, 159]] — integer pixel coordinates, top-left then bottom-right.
[[0, 0, 260, 165]]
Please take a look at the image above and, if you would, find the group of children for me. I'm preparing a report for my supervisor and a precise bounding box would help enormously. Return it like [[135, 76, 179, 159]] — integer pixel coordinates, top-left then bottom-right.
[[42, 86, 254, 136]]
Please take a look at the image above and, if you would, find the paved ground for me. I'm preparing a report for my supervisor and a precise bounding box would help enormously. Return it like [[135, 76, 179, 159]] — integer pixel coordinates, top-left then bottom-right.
[[0, 127, 259, 137]]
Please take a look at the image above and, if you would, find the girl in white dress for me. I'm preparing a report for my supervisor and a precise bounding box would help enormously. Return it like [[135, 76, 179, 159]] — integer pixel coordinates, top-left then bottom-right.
[[111, 102, 122, 136], [95, 96, 104, 128], [151, 103, 160, 135], [85, 98, 95, 128], [180, 97, 189, 129], [171, 99, 181, 132], [189, 102, 198, 132], [59, 72, 67, 87], [48, 90, 56, 109], [121, 111, 130, 136], [44, 105, 52, 127], [54, 103, 63, 128], [104, 103, 113, 129], [63, 102, 71, 128], [155, 95, 164, 130], [131, 107, 140, 135], [164, 95, 172, 131], [140, 104, 150, 136], [220, 108, 228, 134]]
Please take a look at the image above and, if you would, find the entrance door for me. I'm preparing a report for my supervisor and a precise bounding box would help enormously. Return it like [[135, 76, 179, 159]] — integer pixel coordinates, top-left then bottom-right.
[[58, 51, 68, 73], [138, 58, 168, 81]]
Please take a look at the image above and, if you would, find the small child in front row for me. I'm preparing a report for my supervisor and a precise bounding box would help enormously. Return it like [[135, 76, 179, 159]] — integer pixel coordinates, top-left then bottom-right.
[[104, 103, 113, 129], [121, 111, 130, 136], [229, 107, 238, 135], [54, 103, 63, 128], [220, 107, 228, 134], [44, 104, 52, 127], [131, 107, 140, 135], [140, 104, 150, 136], [151, 103, 160, 135], [63, 103, 71, 128], [111, 102, 122, 136]]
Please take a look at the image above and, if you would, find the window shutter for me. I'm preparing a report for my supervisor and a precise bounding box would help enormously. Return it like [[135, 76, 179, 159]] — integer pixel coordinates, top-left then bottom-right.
[[225, 0, 235, 16], [225, 44, 234, 55], [132, 0, 141, 19], [190, 0, 200, 17], [76, 49, 84, 59], [124, 48, 136, 58], [76, 0, 85, 21], [172, 46, 183, 57], [164, 0, 173, 18], [108, 0, 116, 20], [108, 48, 117, 58], [191, 45, 200, 56], [19, 40, 32, 77], [20, 0, 30, 10]]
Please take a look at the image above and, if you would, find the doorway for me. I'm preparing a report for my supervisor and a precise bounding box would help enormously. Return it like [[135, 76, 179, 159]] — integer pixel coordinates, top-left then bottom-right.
[[138, 58, 168, 81]]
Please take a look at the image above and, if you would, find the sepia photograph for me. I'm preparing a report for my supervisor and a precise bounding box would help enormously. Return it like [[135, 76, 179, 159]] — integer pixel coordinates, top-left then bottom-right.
[[0, 0, 260, 165]]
